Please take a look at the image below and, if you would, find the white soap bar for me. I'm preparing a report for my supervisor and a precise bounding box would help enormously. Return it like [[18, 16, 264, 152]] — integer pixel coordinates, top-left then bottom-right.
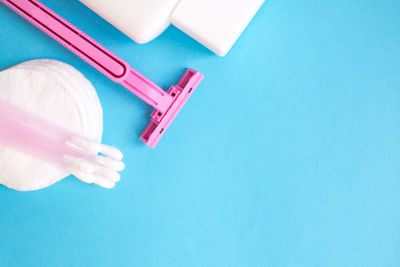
[[79, 0, 264, 56], [171, 0, 265, 56], [80, 0, 180, 44]]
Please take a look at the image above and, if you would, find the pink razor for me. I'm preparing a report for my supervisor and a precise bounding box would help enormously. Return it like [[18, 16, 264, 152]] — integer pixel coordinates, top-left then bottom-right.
[[0, 0, 204, 148]]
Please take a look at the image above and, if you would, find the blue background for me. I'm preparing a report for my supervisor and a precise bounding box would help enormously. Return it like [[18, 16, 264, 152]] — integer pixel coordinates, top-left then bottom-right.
[[0, 0, 399, 266]]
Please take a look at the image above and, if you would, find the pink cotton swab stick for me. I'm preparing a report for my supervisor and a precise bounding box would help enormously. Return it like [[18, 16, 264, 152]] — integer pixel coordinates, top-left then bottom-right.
[[0, 108, 124, 188], [0, 99, 125, 188]]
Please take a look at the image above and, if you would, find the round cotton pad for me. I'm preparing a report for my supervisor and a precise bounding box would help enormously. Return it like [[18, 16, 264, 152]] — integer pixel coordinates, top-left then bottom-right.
[[0, 59, 103, 191], [15, 60, 103, 137]]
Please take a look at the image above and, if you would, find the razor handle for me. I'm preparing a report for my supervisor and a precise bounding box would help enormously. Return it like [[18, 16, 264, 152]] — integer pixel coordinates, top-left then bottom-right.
[[1, 0, 173, 113]]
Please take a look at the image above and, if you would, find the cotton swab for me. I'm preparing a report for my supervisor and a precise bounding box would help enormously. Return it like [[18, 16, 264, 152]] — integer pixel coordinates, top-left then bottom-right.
[[0, 99, 124, 189]]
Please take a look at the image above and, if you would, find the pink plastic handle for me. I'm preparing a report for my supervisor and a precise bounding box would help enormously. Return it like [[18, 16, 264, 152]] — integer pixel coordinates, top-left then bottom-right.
[[0, 99, 94, 168], [1, 0, 173, 112]]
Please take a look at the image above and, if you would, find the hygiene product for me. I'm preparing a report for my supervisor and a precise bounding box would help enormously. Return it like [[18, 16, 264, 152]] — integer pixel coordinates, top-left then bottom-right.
[[0, 59, 112, 190], [0, 98, 124, 189], [80, 0, 265, 56]]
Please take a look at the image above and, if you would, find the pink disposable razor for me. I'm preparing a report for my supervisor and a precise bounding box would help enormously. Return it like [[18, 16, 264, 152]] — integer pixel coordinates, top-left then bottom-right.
[[0, 0, 204, 148]]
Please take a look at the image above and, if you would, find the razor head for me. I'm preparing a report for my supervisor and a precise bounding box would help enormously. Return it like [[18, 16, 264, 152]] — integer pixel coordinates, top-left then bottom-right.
[[140, 69, 204, 148]]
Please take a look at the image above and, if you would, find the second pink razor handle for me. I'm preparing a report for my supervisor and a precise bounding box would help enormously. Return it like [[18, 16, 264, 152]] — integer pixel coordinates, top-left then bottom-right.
[[1, 0, 203, 148]]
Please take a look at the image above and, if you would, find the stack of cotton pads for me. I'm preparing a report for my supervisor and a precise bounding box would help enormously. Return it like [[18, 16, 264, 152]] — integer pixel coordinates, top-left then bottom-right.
[[0, 59, 103, 191]]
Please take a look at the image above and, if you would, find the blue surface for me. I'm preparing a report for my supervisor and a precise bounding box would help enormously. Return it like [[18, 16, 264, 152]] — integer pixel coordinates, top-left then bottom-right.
[[0, 0, 399, 266]]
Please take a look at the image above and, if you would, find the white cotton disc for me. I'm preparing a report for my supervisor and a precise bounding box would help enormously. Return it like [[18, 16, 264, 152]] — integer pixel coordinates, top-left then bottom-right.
[[15, 60, 103, 139], [0, 59, 103, 191]]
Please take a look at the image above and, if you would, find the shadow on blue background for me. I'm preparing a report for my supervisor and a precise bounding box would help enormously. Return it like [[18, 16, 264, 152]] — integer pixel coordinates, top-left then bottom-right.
[[0, 0, 399, 266]]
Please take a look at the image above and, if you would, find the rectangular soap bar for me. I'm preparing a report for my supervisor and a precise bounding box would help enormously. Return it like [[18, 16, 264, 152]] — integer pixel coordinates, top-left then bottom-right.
[[79, 0, 179, 44], [171, 0, 265, 56]]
